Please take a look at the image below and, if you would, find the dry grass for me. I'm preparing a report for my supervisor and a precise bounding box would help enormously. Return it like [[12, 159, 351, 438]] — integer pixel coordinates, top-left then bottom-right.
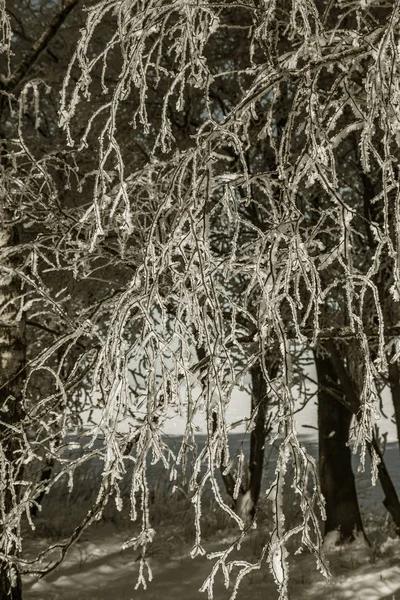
[[25, 458, 391, 577], [26, 464, 237, 546]]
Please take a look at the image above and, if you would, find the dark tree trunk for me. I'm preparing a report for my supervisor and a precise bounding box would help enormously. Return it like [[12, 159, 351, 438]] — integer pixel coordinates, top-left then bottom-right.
[[327, 341, 400, 535], [0, 225, 25, 600], [30, 458, 55, 518], [248, 360, 277, 510], [388, 361, 400, 453], [221, 359, 276, 523], [368, 437, 400, 535], [196, 345, 275, 523], [234, 361, 274, 523], [249, 363, 268, 511], [315, 352, 366, 544], [360, 169, 400, 454], [0, 4, 81, 594], [195, 346, 241, 509]]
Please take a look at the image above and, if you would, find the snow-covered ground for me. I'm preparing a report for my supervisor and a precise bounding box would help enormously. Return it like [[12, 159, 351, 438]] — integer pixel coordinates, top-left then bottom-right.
[[20, 402, 400, 600], [22, 515, 400, 600]]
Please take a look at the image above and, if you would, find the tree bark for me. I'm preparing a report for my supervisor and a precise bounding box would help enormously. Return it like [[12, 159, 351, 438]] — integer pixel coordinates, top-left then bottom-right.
[[388, 361, 400, 453], [327, 341, 400, 535], [359, 169, 400, 454], [0, 225, 25, 600], [0, 2, 81, 594], [196, 345, 275, 524], [1, 0, 79, 93], [315, 352, 366, 544], [248, 360, 277, 511], [368, 436, 400, 535]]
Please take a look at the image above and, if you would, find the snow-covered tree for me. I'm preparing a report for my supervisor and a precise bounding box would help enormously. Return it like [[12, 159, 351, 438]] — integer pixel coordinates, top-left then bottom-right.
[[2, 1, 400, 598]]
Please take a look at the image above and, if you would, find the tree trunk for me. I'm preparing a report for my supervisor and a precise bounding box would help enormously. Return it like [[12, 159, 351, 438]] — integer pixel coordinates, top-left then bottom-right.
[[388, 360, 400, 453], [248, 360, 277, 510], [30, 457, 55, 518], [327, 341, 400, 535], [368, 436, 400, 535], [196, 345, 275, 524], [233, 361, 275, 525], [315, 352, 366, 544], [0, 4, 81, 593], [0, 224, 25, 600], [220, 359, 276, 524], [360, 170, 400, 452]]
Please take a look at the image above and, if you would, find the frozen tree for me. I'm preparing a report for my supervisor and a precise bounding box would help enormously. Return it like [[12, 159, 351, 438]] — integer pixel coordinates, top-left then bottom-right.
[[2, 1, 400, 599], [0, 2, 91, 598]]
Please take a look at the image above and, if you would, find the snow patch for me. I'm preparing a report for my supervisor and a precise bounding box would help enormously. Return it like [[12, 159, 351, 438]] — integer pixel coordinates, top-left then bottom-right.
[[323, 529, 370, 555], [236, 489, 253, 526], [323, 529, 341, 551]]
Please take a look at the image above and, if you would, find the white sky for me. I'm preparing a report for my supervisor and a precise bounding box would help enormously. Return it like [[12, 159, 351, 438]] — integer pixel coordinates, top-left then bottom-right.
[[161, 382, 398, 442], [83, 361, 399, 442]]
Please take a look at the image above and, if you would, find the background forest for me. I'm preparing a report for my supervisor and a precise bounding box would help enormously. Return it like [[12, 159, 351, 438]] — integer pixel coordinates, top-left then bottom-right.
[[1, 0, 400, 599]]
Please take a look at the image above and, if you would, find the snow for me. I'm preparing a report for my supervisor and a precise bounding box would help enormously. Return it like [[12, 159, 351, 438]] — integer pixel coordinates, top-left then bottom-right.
[[22, 518, 400, 600]]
